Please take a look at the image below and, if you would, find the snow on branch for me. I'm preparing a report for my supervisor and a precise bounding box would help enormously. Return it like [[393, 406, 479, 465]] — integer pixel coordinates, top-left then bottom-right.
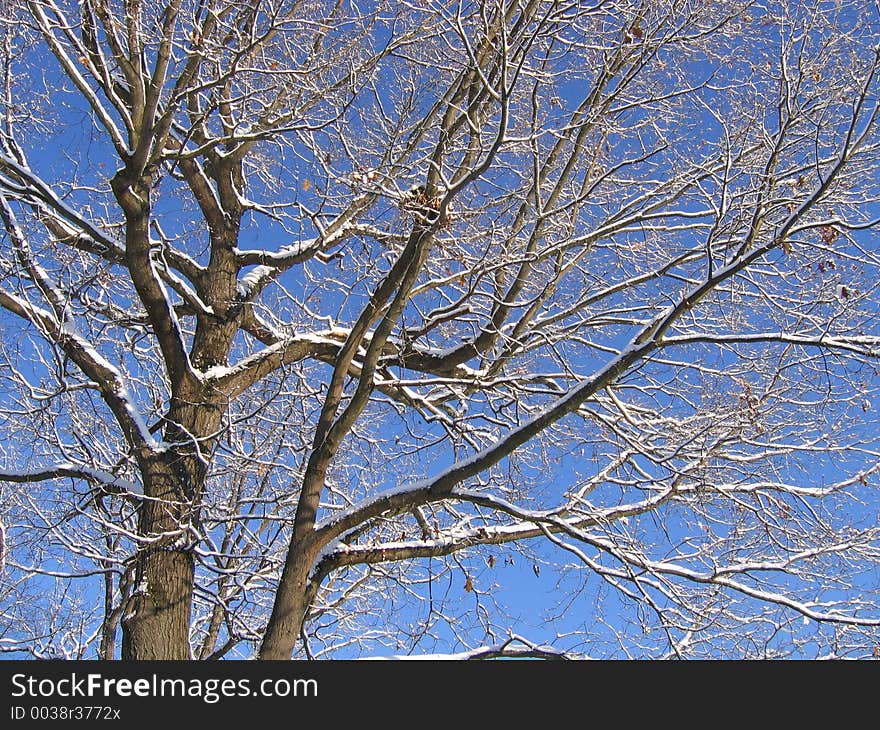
[[660, 332, 880, 357], [314, 337, 654, 544], [370, 635, 575, 660], [0, 287, 162, 452], [0, 464, 142, 497], [0, 152, 124, 261]]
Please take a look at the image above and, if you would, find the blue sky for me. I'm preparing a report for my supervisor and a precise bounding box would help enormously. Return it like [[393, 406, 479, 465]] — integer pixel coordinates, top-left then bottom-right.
[[1, 0, 879, 660]]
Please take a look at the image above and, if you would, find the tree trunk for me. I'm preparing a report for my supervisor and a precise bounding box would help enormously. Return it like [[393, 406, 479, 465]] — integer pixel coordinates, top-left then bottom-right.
[[121, 549, 194, 660], [121, 462, 195, 660]]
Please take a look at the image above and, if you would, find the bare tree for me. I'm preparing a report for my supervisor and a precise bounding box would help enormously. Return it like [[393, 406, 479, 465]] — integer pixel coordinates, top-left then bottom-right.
[[1, 0, 879, 660]]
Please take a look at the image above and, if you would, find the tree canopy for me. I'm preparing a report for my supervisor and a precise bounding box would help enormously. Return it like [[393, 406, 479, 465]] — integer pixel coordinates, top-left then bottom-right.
[[1, 0, 879, 659]]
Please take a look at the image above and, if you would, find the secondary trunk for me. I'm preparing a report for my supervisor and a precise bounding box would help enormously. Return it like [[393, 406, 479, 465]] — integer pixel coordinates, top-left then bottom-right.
[[257, 536, 317, 660]]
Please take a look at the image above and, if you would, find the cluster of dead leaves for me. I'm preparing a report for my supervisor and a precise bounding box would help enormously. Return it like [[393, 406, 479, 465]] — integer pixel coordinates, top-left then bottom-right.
[[623, 23, 644, 43], [819, 225, 840, 245]]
